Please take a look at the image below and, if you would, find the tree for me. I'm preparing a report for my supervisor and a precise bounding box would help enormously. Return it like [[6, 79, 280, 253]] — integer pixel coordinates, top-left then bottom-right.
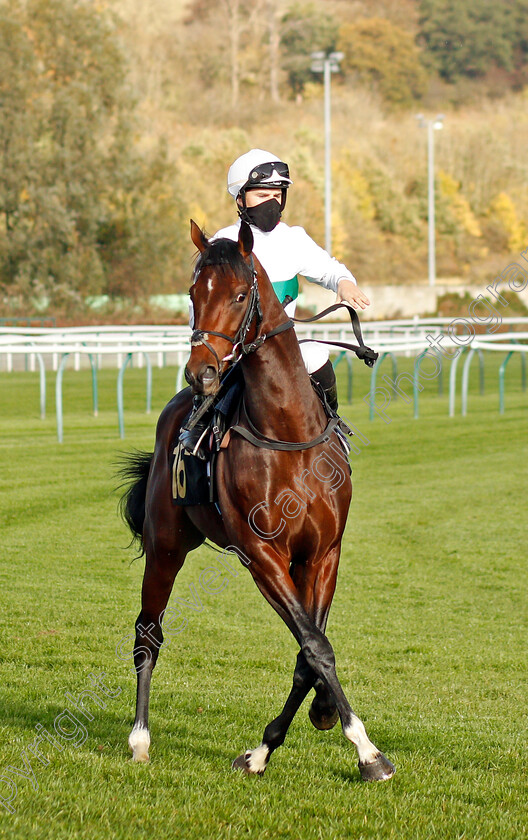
[[0, 0, 186, 313], [417, 0, 522, 82], [338, 18, 428, 107], [184, 0, 269, 106], [268, 0, 284, 103], [280, 2, 339, 97]]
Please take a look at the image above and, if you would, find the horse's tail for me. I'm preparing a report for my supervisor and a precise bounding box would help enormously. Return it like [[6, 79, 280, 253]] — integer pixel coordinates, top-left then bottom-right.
[[116, 450, 153, 555]]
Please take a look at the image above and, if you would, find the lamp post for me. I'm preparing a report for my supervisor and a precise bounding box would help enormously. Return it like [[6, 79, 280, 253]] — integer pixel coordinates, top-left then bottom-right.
[[311, 50, 343, 254], [416, 114, 445, 287]]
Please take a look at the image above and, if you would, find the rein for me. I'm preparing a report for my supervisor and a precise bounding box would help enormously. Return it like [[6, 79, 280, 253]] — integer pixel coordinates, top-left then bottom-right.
[[188, 253, 379, 446], [292, 302, 379, 368], [191, 261, 378, 369]]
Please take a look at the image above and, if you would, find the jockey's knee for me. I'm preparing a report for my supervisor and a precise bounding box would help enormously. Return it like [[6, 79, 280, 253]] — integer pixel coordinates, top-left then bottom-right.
[[300, 341, 330, 374]]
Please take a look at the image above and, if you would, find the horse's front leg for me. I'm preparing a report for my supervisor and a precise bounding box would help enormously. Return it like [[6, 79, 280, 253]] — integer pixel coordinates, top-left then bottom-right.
[[294, 555, 340, 732], [232, 551, 339, 775], [128, 539, 187, 762], [233, 555, 395, 781], [129, 480, 204, 761]]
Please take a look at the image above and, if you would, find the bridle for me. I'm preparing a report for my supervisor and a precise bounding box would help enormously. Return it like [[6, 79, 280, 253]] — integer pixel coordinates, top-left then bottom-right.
[[190, 254, 293, 369], [186, 244, 378, 439]]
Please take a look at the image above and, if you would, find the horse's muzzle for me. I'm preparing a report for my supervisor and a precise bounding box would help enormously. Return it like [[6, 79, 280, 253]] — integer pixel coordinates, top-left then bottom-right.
[[185, 363, 219, 396]]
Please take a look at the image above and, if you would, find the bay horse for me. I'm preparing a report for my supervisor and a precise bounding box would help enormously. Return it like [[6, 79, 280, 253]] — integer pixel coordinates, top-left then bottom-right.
[[119, 220, 395, 782]]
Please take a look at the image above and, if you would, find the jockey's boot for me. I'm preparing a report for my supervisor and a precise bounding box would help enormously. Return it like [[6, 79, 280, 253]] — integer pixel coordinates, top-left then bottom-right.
[[179, 395, 211, 460], [311, 359, 338, 413]]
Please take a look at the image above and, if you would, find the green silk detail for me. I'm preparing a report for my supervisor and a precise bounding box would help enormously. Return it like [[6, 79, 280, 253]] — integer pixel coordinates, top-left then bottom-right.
[[271, 276, 299, 303]]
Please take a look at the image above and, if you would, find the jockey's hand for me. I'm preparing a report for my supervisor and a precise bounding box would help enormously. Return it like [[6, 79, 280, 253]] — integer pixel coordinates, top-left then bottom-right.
[[336, 278, 370, 311]]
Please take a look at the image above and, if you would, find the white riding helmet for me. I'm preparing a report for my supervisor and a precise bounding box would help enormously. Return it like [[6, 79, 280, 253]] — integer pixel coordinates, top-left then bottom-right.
[[227, 149, 293, 198]]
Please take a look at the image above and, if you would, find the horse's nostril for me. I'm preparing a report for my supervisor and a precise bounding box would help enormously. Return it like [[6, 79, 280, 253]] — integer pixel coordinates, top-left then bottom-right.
[[184, 367, 194, 385]]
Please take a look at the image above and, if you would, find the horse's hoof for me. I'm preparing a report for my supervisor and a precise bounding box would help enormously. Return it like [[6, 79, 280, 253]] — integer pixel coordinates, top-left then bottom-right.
[[128, 727, 150, 763], [358, 753, 396, 782], [232, 749, 267, 776], [129, 738, 150, 762], [132, 750, 150, 764], [232, 753, 252, 774], [308, 703, 339, 731]]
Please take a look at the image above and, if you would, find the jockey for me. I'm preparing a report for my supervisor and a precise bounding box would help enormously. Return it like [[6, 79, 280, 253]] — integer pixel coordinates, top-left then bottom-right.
[[181, 148, 370, 457]]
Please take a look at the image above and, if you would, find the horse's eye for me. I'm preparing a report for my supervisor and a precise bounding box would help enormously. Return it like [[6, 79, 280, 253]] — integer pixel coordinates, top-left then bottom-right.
[[235, 293, 246, 303]]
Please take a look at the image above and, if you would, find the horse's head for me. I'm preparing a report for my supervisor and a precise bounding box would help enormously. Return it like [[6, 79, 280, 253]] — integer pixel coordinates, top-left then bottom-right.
[[185, 220, 262, 396]]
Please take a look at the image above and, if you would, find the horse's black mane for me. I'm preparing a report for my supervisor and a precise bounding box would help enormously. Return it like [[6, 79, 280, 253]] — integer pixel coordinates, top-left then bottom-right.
[[196, 236, 253, 282]]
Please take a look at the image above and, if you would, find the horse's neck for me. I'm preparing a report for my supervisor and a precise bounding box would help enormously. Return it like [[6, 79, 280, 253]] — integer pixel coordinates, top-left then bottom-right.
[[241, 321, 325, 440]]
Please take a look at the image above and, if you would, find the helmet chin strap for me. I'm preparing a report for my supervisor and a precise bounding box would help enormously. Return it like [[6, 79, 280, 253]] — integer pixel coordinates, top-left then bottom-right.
[[237, 190, 248, 221]]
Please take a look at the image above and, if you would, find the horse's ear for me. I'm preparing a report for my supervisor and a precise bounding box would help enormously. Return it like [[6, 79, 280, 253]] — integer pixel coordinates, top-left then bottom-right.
[[238, 220, 254, 259], [190, 219, 208, 253]]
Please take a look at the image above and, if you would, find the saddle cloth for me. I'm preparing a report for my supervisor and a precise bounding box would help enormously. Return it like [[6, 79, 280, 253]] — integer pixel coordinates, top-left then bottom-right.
[[171, 368, 243, 506], [171, 440, 210, 506]]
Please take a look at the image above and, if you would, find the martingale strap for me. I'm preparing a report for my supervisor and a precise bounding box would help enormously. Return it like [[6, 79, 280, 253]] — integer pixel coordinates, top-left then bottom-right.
[[294, 302, 379, 367], [230, 401, 340, 451]]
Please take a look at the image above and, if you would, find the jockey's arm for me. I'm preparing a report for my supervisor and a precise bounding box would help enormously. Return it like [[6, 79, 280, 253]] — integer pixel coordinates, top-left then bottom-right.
[[293, 227, 370, 311]]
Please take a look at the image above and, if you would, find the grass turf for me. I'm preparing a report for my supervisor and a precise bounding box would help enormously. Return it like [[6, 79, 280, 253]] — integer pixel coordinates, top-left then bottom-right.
[[0, 356, 526, 839]]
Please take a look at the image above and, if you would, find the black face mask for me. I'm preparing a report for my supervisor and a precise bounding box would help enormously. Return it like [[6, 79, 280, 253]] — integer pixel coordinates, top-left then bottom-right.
[[240, 198, 282, 232]]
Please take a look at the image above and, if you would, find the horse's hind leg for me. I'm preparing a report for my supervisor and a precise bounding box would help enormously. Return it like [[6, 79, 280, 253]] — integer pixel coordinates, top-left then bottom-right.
[[232, 649, 316, 775], [126, 389, 203, 762], [309, 677, 339, 730]]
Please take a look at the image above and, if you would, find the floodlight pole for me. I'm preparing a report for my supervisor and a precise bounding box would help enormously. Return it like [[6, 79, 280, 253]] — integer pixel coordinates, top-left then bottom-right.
[[311, 51, 343, 254], [416, 114, 445, 288], [323, 58, 332, 254], [427, 119, 436, 289]]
